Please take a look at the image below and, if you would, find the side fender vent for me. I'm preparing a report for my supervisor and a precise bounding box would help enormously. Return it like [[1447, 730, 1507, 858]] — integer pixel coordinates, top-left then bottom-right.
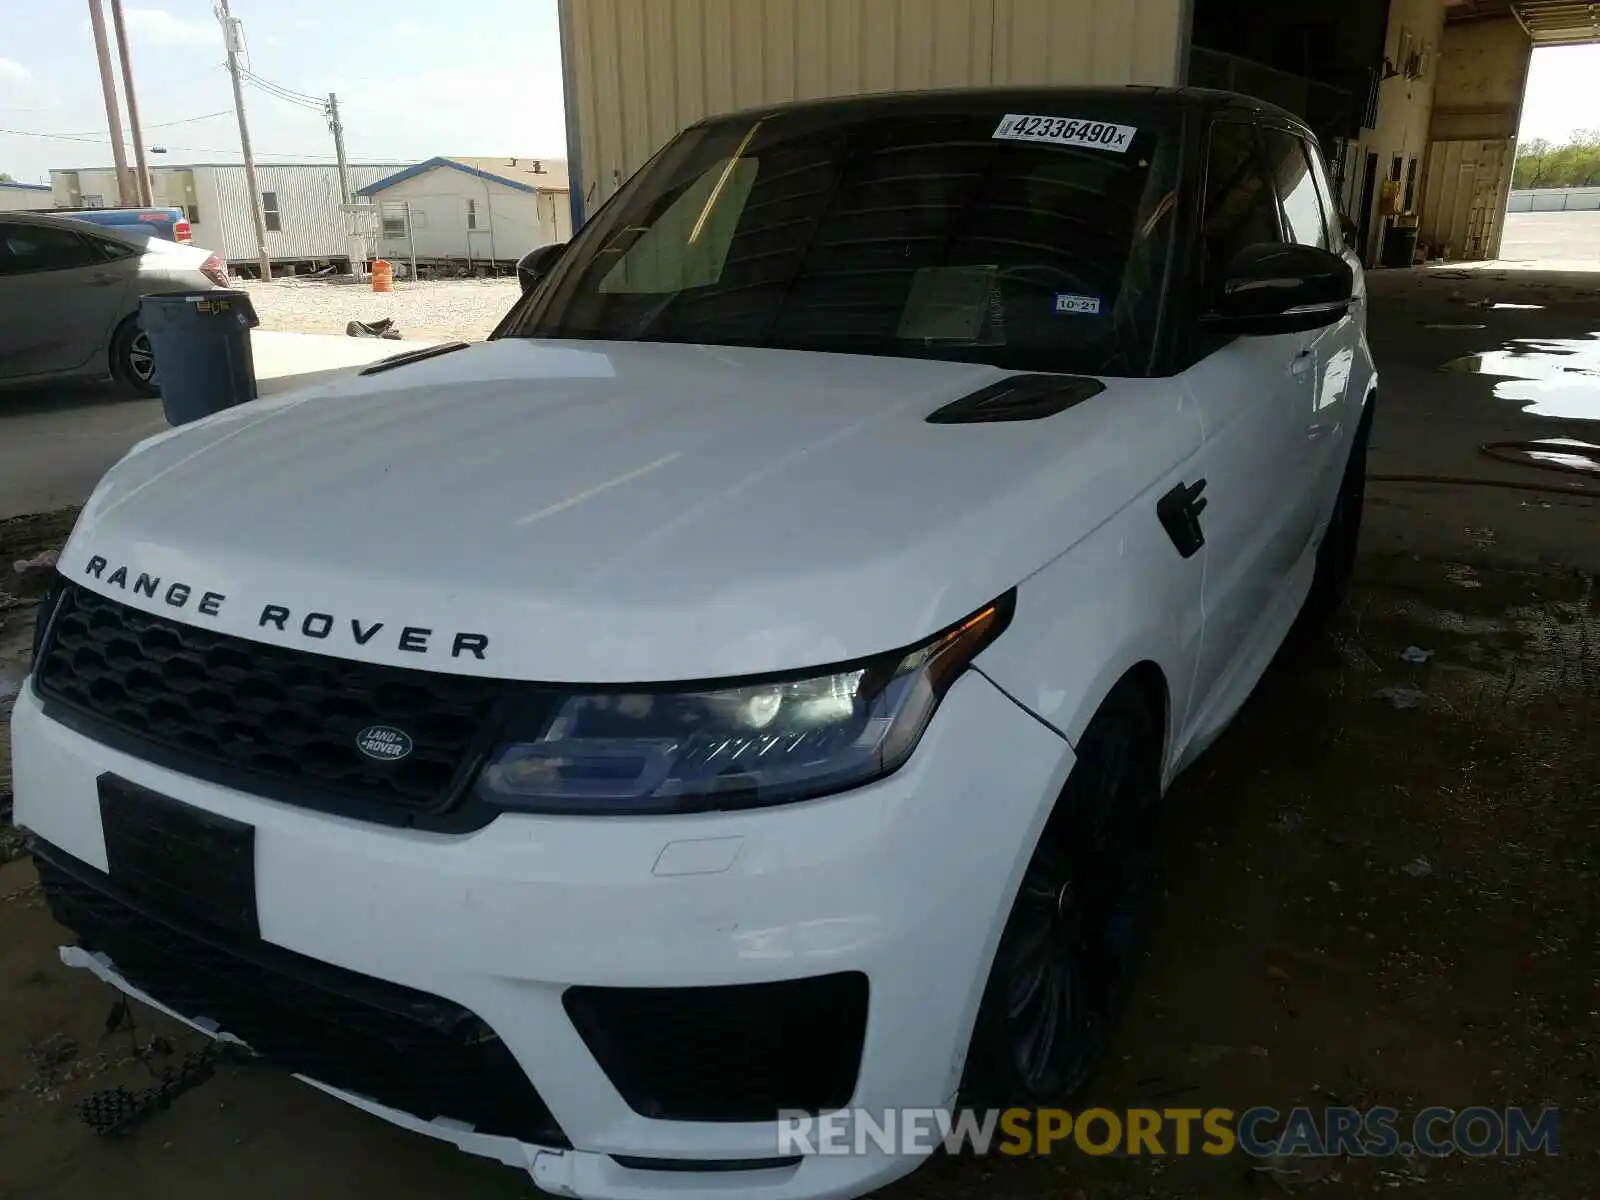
[[925, 374, 1105, 424]]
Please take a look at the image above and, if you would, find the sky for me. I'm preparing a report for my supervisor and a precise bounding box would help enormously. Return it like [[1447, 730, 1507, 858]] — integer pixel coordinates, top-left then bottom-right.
[[2, 5, 1598, 187], [0, 0, 567, 184], [1518, 44, 1600, 145]]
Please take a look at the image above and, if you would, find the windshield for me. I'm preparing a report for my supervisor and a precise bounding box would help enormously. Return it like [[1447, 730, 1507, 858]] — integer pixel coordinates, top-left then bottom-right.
[[503, 103, 1180, 376]]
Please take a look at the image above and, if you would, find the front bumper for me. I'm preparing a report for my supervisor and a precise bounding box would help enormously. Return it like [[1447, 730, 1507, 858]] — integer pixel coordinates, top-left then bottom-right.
[[12, 669, 1073, 1200]]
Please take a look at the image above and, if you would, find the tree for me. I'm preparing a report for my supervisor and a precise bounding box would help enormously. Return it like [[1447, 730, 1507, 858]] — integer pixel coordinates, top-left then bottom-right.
[[1513, 138, 1552, 189], [1514, 132, 1600, 189], [0, 172, 14, 183]]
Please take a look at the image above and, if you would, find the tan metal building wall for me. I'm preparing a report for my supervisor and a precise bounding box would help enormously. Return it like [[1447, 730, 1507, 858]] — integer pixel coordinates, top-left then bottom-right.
[[1418, 137, 1512, 260], [559, 0, 1190, 222], [1417, 14, 1532, 261]]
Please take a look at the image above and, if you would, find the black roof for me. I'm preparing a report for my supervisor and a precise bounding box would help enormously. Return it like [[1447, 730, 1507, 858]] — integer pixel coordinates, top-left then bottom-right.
[[691, 84, 1312, 138]]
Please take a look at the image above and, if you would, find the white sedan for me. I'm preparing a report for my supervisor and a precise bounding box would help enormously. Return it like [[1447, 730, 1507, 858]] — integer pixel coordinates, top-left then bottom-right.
[[16, 87, 1374, 1199], [0, 210, 230, 397]]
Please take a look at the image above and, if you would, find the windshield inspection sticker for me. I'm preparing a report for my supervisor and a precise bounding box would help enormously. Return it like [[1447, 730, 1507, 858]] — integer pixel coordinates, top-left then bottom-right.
[[993, 113, 1137, 153], [1054, 293, 1103, 316]]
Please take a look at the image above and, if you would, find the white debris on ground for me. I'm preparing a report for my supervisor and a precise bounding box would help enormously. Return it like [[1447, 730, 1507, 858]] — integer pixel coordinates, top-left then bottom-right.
[[238, 278, 523, 344]]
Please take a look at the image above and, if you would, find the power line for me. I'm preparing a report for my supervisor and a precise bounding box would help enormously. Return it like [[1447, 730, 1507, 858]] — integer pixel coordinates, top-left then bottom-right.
[[18, 109, 235, 140], [147, 109, 238, 130], [0, 127, 121, 145], [239, 68, 328, 112], [243, 79, 325, 110], [0, 125, 345, 160], [247, 73, 324, 107]]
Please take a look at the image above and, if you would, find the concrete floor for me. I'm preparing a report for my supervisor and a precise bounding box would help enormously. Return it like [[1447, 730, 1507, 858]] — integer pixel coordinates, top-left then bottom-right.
[[1, 268, 1598, 1198], [1499, 209, 1600, 266]]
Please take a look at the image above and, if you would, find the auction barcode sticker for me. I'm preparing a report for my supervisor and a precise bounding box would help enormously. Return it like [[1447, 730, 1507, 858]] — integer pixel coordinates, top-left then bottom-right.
[[993, 113, 1137, 153]]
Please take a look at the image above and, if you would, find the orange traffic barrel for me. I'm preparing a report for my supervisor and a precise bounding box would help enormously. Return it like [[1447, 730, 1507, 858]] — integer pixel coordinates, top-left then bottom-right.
[[371, 259, 393, 292]]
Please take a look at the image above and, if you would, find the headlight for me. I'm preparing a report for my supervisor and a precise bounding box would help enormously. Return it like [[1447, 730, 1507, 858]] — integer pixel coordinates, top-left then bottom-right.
[[475, 592, 1014, 814]]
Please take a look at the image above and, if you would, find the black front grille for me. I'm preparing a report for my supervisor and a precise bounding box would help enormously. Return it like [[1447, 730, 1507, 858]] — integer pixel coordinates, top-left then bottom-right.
[[34, 582, 504, 828], [98, 774, 259, 939], [563, 974, 869, 1122], [33, 840, 568, 1147]]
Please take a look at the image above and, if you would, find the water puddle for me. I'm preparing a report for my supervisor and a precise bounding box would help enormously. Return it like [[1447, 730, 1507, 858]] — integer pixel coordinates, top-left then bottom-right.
[[1495, 437, 1600, 476], [1488, 302, 1544, 310], [1440, 334, 1600, 420]]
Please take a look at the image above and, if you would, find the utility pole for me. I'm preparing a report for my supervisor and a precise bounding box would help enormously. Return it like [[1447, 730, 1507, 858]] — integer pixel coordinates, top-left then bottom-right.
[[216, 0, 272, 280], [86, 0, 133, 206], [108, 0, 154, 206], [327, 92, 362, 278], [328, 93, 351, 204]]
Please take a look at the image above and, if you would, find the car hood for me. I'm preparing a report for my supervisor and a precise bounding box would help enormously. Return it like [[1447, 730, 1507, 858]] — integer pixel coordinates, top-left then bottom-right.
[[61, 338, 1201, 682]]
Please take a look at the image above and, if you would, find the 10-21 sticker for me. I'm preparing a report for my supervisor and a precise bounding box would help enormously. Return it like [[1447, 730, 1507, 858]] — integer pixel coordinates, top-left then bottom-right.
[[993, 113, 1136, 153], [1054, 293, 1102, 316]]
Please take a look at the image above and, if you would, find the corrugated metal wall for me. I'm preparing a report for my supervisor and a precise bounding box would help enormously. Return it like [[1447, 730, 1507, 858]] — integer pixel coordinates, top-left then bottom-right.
[[209, 163, 408, 262], [561, 0, 1187, 219], [1421, 15, 1530, 260], [1418, 138, 1510, 261]]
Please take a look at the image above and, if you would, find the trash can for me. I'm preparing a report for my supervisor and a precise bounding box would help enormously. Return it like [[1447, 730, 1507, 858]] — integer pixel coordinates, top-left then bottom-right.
[[1381, 223, 1420, 269], [138, 289, 261, 426]]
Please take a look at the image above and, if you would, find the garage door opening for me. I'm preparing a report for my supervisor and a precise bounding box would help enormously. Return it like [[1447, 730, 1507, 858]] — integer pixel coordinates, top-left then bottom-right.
[[1501, 44, 1600, 265], [1417, 2, 1600, 268]]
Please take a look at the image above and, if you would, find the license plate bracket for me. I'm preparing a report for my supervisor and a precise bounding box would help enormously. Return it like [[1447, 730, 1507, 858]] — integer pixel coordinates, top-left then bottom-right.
[[97, 774, 259, 939]]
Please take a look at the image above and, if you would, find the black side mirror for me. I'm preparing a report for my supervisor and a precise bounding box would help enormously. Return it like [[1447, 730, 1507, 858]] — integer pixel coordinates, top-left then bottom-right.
[[517, 242, 567, 295], [1203, 242, 1355, 336]]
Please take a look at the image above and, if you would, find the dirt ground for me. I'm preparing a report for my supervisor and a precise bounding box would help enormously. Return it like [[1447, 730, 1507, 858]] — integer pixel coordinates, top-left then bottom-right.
[[0, 509, 78, 865], [1, 268, 1598, 1199], [237, 277, 522, 343]]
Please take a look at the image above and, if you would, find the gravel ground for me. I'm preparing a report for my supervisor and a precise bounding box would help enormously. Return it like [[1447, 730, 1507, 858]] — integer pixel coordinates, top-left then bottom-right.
[[237, 278, 523, 343]]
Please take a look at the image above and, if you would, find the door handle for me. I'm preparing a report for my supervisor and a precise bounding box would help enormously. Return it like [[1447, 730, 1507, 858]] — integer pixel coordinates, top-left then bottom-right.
[[1291, 348, 1316, 377]]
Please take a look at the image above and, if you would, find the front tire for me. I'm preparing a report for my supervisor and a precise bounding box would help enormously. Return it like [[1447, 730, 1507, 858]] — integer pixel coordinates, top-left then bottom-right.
[[960, 684, 1162, 1108], [111, 317, 159, 397]]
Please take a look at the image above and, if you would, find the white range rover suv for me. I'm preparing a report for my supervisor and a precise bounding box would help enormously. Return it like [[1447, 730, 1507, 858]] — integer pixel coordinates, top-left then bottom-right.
[[14, 87, 1374, 1199]]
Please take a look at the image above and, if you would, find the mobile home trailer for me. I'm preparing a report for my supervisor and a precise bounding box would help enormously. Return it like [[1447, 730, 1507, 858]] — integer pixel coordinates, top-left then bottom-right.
[[358, 156, 572, 274], [0, 180, 52, 212], [50, 162, 410, 275]]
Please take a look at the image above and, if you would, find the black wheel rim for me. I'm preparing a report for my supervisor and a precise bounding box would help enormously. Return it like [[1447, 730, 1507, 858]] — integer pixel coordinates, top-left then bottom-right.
[[1002, 719, 1155, 1098], [127, 330, 157, 384]]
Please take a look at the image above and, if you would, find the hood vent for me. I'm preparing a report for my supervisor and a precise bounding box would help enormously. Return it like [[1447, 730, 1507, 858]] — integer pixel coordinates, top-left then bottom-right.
[[359, 341, 471, 375], [925, 374, 1105, 424]]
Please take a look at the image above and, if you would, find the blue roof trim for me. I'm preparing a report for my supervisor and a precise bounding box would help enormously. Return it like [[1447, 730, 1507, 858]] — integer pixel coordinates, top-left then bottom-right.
[[357, 157, 549, 196], [0, 180, 51, 191]]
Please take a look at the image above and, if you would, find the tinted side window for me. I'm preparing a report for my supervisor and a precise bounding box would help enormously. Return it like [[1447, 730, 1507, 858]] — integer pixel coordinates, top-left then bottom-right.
[[0, 224, 104, 275], [1261, 129, 1328, 250], [1201, 122, 1281, 294], [97, 237, 137, 261], [1304, 141, 1343, 249]]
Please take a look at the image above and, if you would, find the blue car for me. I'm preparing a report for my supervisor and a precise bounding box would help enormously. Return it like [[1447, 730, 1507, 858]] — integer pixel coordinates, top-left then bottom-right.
[[57, 205, 192, 245]]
